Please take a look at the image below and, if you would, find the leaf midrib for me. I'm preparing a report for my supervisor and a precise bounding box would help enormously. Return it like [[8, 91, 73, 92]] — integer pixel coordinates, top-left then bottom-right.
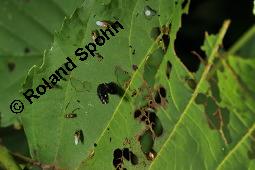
[[216, 123, 255, 170], [149, 20, 230, 169]]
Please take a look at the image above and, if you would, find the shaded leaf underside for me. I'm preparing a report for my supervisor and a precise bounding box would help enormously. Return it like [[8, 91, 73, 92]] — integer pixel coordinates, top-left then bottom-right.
[[0, 0, 84, 127]]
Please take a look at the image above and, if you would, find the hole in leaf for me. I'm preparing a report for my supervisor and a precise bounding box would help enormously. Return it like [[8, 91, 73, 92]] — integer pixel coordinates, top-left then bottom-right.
[[139, 130, 154, 154], [130, 152, 138, 165], [113, 158, 122, 168], [122, 148, 130, 161], [113, 148, 123, 158], [181, 0, 188, 9], [140, 115, 146, 122], [132, 64, 138, 71], [7, 61, 15, 72], [159, 87, 166, 98], [24, 47, 30, 53], [145, 120, 150, 125], [150, 27, 161, 40], [185, 77, 197, 90], [195, 93, 207, 104], [154, 91, 161, 104], [134, 109, 142, 119], [112, 148, 138, 169], [152, 115, 163, 137], [166, 61, 172, 79], [196, 93, 232, 144], [162, 34, 170, 53], [160, 25, 171, 53]]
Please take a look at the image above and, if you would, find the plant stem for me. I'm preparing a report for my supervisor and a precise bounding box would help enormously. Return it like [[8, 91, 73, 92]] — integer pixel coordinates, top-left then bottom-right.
[[0, 145, 21, 170], [207, 24, 255, 80], [11, 152, 62, 170]]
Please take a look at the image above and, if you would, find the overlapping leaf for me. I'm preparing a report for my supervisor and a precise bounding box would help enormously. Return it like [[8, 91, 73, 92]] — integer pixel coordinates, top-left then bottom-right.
[[0, 0, 84, 127]]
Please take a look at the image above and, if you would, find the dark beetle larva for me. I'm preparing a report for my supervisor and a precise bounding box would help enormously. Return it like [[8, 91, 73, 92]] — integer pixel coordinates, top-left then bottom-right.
[[97, 83, 109, 104]]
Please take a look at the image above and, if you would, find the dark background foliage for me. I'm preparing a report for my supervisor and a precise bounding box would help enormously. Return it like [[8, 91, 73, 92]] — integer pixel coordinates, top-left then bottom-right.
[[175, 0, 255, 72]]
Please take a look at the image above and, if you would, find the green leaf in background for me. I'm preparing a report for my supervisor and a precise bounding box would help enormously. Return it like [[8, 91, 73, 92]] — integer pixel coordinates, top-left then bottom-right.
[[214, 25, 255, 170], [0, 0, 85, 127]]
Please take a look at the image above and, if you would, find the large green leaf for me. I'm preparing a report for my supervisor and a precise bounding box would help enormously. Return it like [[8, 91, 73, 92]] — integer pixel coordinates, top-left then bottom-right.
[[213, 26, 255, 169], [0, 0, 85, 127], [19, 0, 255, 169], [20, 0, 189, 169]]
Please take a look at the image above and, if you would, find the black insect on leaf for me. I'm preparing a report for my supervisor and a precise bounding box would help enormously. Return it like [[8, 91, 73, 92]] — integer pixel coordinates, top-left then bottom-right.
[[106, 82, 119, 95], [64, 113, 77, 118], [91, 30, 100, 43], [97, 83, 109, 104], [74, 130, 84, 145], [65, 108, 80, 118], [97, 82, 125, 104], [96, 20, 112, 28]]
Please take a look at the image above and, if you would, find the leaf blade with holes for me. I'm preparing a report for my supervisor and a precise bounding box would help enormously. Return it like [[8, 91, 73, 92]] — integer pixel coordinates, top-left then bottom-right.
[[21, 0, 187, 169], [20, 0, 255, 170]]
